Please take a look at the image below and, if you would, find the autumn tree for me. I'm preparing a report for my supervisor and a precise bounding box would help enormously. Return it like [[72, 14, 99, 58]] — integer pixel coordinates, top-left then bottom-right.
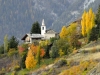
[[4, 34, 8, 53], [60, 26, 68, 39], [30, 21, 41, 34], [25, 49, 37, 69], [81, 8, 95, 42]]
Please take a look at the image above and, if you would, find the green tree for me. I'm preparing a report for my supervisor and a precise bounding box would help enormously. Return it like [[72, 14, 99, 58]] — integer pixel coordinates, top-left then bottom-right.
[[89, 27, 98, 41], [30, 21, 41, 34], [0, 44, 4, 54], [8, 36, 19, 50], [95, 5, 100, 37], [4, 34, 8, 53]]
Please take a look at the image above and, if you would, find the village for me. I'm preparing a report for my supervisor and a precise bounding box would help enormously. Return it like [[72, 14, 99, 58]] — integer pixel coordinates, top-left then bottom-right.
[[0, 5, 100, 75]]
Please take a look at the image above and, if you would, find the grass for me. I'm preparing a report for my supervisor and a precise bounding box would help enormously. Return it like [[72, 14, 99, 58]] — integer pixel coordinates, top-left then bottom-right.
[[17, 69, 30, 75], [6, 69, 30, 75]]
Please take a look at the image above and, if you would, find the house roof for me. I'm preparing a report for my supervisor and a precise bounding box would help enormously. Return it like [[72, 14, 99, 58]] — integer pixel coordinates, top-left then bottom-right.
[[46, 29, 57, 34], [21, 33, 44, 40]]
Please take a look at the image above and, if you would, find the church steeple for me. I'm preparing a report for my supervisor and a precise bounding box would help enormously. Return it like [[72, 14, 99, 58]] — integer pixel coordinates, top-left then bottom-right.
[[41, 19, 46, 35], [42, 19, 45, 26]]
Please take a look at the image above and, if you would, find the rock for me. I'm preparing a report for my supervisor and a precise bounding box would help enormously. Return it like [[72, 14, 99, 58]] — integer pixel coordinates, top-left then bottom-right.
[[53, 59, 67, 68]]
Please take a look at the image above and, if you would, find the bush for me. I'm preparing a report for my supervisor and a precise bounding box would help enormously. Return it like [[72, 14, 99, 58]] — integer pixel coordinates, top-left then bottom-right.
[[13, 65, 21, 71], [54, 58, 67, 68], [50, 45, 59, 58], [8, 48, 18, 57], [20, 52, 27, 69], [11, 71, 17, 75]]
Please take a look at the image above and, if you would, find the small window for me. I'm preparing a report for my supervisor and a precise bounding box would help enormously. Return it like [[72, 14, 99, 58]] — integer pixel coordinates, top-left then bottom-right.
[[42, 27, 44, 30]]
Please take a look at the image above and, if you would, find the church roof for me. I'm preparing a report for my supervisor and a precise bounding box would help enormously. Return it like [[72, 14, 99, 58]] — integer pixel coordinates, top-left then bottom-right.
[[30, 34, 44, 38], [46, 29, 57, 34], [21, 33, 44, 40]]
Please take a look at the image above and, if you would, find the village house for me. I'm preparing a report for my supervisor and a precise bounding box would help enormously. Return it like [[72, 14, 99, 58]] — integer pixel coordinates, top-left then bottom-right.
[[21, 19, 57, 43]]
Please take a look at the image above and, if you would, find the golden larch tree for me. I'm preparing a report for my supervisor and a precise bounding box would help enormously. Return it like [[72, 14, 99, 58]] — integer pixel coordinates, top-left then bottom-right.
[[25, 49, 37, 69], [60, 26, 68, 39]]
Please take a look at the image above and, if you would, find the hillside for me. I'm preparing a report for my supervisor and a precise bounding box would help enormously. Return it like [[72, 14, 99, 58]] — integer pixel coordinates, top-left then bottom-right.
[[0, 0, 100, 44]]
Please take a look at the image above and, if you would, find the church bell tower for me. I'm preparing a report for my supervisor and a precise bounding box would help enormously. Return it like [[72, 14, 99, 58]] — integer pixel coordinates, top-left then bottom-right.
[[41, 19, 46, 35]]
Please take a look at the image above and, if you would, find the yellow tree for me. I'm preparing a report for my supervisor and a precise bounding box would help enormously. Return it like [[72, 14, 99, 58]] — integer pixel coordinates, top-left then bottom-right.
[[81, 8, 95, 36], [60, 26, 68, 39], [25, 49, 37, 69], [81, 10, 86, 36]]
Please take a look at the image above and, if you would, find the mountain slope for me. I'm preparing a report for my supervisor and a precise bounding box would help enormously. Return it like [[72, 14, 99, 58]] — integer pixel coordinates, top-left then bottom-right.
[[0, 0, 100, 44]]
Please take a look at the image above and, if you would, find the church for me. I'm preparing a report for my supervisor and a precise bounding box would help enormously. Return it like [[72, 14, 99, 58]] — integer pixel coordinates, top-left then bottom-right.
[[21, 19, 58, 43]]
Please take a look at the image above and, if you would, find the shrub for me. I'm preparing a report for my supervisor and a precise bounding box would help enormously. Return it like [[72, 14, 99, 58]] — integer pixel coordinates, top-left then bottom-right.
[[11, 71, 17, 75], [54, 58, 67, 68], [13, 65, 21, 71], [58, 49, 64, 57], [20, 52, 27, 68], [8, 48, 18, 57], [50, 46, 59, 58]]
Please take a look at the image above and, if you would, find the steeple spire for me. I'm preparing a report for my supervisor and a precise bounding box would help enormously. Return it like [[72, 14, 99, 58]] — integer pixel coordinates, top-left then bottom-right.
[[42, 19, 45, 26]]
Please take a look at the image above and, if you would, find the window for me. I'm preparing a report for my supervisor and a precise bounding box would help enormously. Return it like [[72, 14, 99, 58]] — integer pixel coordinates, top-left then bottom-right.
[[42, 27, 44, 30]]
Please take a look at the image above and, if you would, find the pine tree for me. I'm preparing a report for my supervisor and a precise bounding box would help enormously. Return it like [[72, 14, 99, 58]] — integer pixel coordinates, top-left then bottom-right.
[[8, 36, 19, 50], [30, 21, 41, 34]]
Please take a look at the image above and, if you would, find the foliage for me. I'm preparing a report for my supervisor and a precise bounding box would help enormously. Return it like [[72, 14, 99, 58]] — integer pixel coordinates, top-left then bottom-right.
[[0, 44, 4, 54], [95, 5, 100, 37], [59, 60, 97, 75], [50, 45, 59, 58], [8, 36, 19, 50], [11, 71, 17, 75], [30, 21, 41, 34], [49, 41, 59, 58], [50, 37, 58, 44], [25, 44, 45, 69], [43, 44, 52, 58], [18, 43, 28, 54], [88, 27, 98, 41], [30, 44, 45, 58], [59, 26, 68, 39], [13, 65, 21, 71], [25, 49, 37, 69], [18, 44, 28, 69], [20, 52, 27, 69], [36, 46, 41, 65], [58, 49, 64, 57], [4, 34, 9, 53], [69, 31, 81, 48], [8, 48, 18, 57], [39, 40, 50, 58], [57, 39, 70, 55], [81, 8, 95, 42]]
